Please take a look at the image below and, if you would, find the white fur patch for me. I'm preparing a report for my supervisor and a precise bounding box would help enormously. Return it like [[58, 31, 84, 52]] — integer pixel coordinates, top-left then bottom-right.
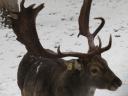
[[36, 62, 42, 74]]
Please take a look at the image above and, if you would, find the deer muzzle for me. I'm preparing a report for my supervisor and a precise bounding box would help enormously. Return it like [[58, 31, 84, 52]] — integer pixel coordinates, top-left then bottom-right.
[[109, 77, 122, 91]]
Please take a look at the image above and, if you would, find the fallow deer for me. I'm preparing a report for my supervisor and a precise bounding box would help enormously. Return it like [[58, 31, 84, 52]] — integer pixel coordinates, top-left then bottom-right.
[[10, 0, 122, 96]]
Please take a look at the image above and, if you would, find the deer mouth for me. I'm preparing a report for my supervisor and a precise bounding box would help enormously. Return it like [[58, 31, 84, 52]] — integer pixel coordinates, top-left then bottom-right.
[[109, 84, 120, 91], [108, 79, 122, 91]]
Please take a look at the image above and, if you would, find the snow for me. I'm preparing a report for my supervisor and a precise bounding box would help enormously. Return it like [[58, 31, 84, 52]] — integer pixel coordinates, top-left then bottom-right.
[[0, 0, 128, 96]]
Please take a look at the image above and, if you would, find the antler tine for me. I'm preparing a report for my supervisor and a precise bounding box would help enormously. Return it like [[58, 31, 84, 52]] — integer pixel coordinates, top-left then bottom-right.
[[93, 17, 105, 38], [55, 46, 101, 58], [99, 35, 112, 53], [20, 0, 25, 11], [98, 36, 102, 48], [33, 3, 45, 17], [56, 46, 90, 58], [55, 38, 112, 58], [27, 4, 36, 9]]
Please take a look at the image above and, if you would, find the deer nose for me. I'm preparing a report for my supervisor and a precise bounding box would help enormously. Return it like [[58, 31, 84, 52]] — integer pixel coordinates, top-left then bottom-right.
[[112, 77, 122, 87]]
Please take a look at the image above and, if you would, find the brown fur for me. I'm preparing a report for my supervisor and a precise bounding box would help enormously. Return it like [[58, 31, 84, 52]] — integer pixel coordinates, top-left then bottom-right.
[[17, 53, 122, 96], [10, 0, 122, 96]]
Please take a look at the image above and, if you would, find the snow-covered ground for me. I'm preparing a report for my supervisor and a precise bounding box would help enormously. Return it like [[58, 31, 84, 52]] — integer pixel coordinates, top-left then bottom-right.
[[0, 0, 128, 96]]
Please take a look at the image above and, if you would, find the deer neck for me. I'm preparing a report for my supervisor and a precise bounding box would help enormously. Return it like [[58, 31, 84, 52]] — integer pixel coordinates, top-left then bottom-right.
[[78, 72, 96, 96], [59, 70, 96, 96], [58, 59, 96, 96]]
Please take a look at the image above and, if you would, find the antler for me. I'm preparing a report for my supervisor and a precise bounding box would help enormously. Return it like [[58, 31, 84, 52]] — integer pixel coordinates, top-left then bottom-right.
[[11, 0, 111, 59], [11, 0, 48, 56], [54, 0, 112, 58], [10, 0, 87, 58], [78, 0, 112, 52]]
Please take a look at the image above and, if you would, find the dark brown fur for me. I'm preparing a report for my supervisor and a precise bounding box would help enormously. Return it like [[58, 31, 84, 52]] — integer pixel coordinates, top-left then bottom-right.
[[17, 53, 122, 96]]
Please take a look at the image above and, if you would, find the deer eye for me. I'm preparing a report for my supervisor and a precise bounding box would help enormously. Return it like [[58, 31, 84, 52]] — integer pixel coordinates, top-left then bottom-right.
[[90, 67, 100, 76]]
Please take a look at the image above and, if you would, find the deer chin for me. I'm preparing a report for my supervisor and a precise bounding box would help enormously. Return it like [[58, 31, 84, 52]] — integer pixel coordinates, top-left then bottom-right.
[[108, 84, 120, 91]]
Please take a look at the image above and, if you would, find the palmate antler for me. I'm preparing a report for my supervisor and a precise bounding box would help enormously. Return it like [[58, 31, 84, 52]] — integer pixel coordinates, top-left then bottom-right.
[[57, 0, 112, 58], [78, 0, 112, 52], [10, 0, 87, 58], [11, 0, 112, 59], [11, 0, 45, 56]]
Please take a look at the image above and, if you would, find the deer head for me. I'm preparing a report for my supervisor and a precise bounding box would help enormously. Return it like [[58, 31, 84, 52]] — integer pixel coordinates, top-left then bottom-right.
[[11, 0, 122, 92], [57, 0, 122, 91]]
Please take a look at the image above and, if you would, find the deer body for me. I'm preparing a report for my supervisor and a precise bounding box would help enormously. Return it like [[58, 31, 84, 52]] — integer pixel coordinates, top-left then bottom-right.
[[18, 52, 121, 96], [18, 53, 96, 96], [10, 0, 122, 96]]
